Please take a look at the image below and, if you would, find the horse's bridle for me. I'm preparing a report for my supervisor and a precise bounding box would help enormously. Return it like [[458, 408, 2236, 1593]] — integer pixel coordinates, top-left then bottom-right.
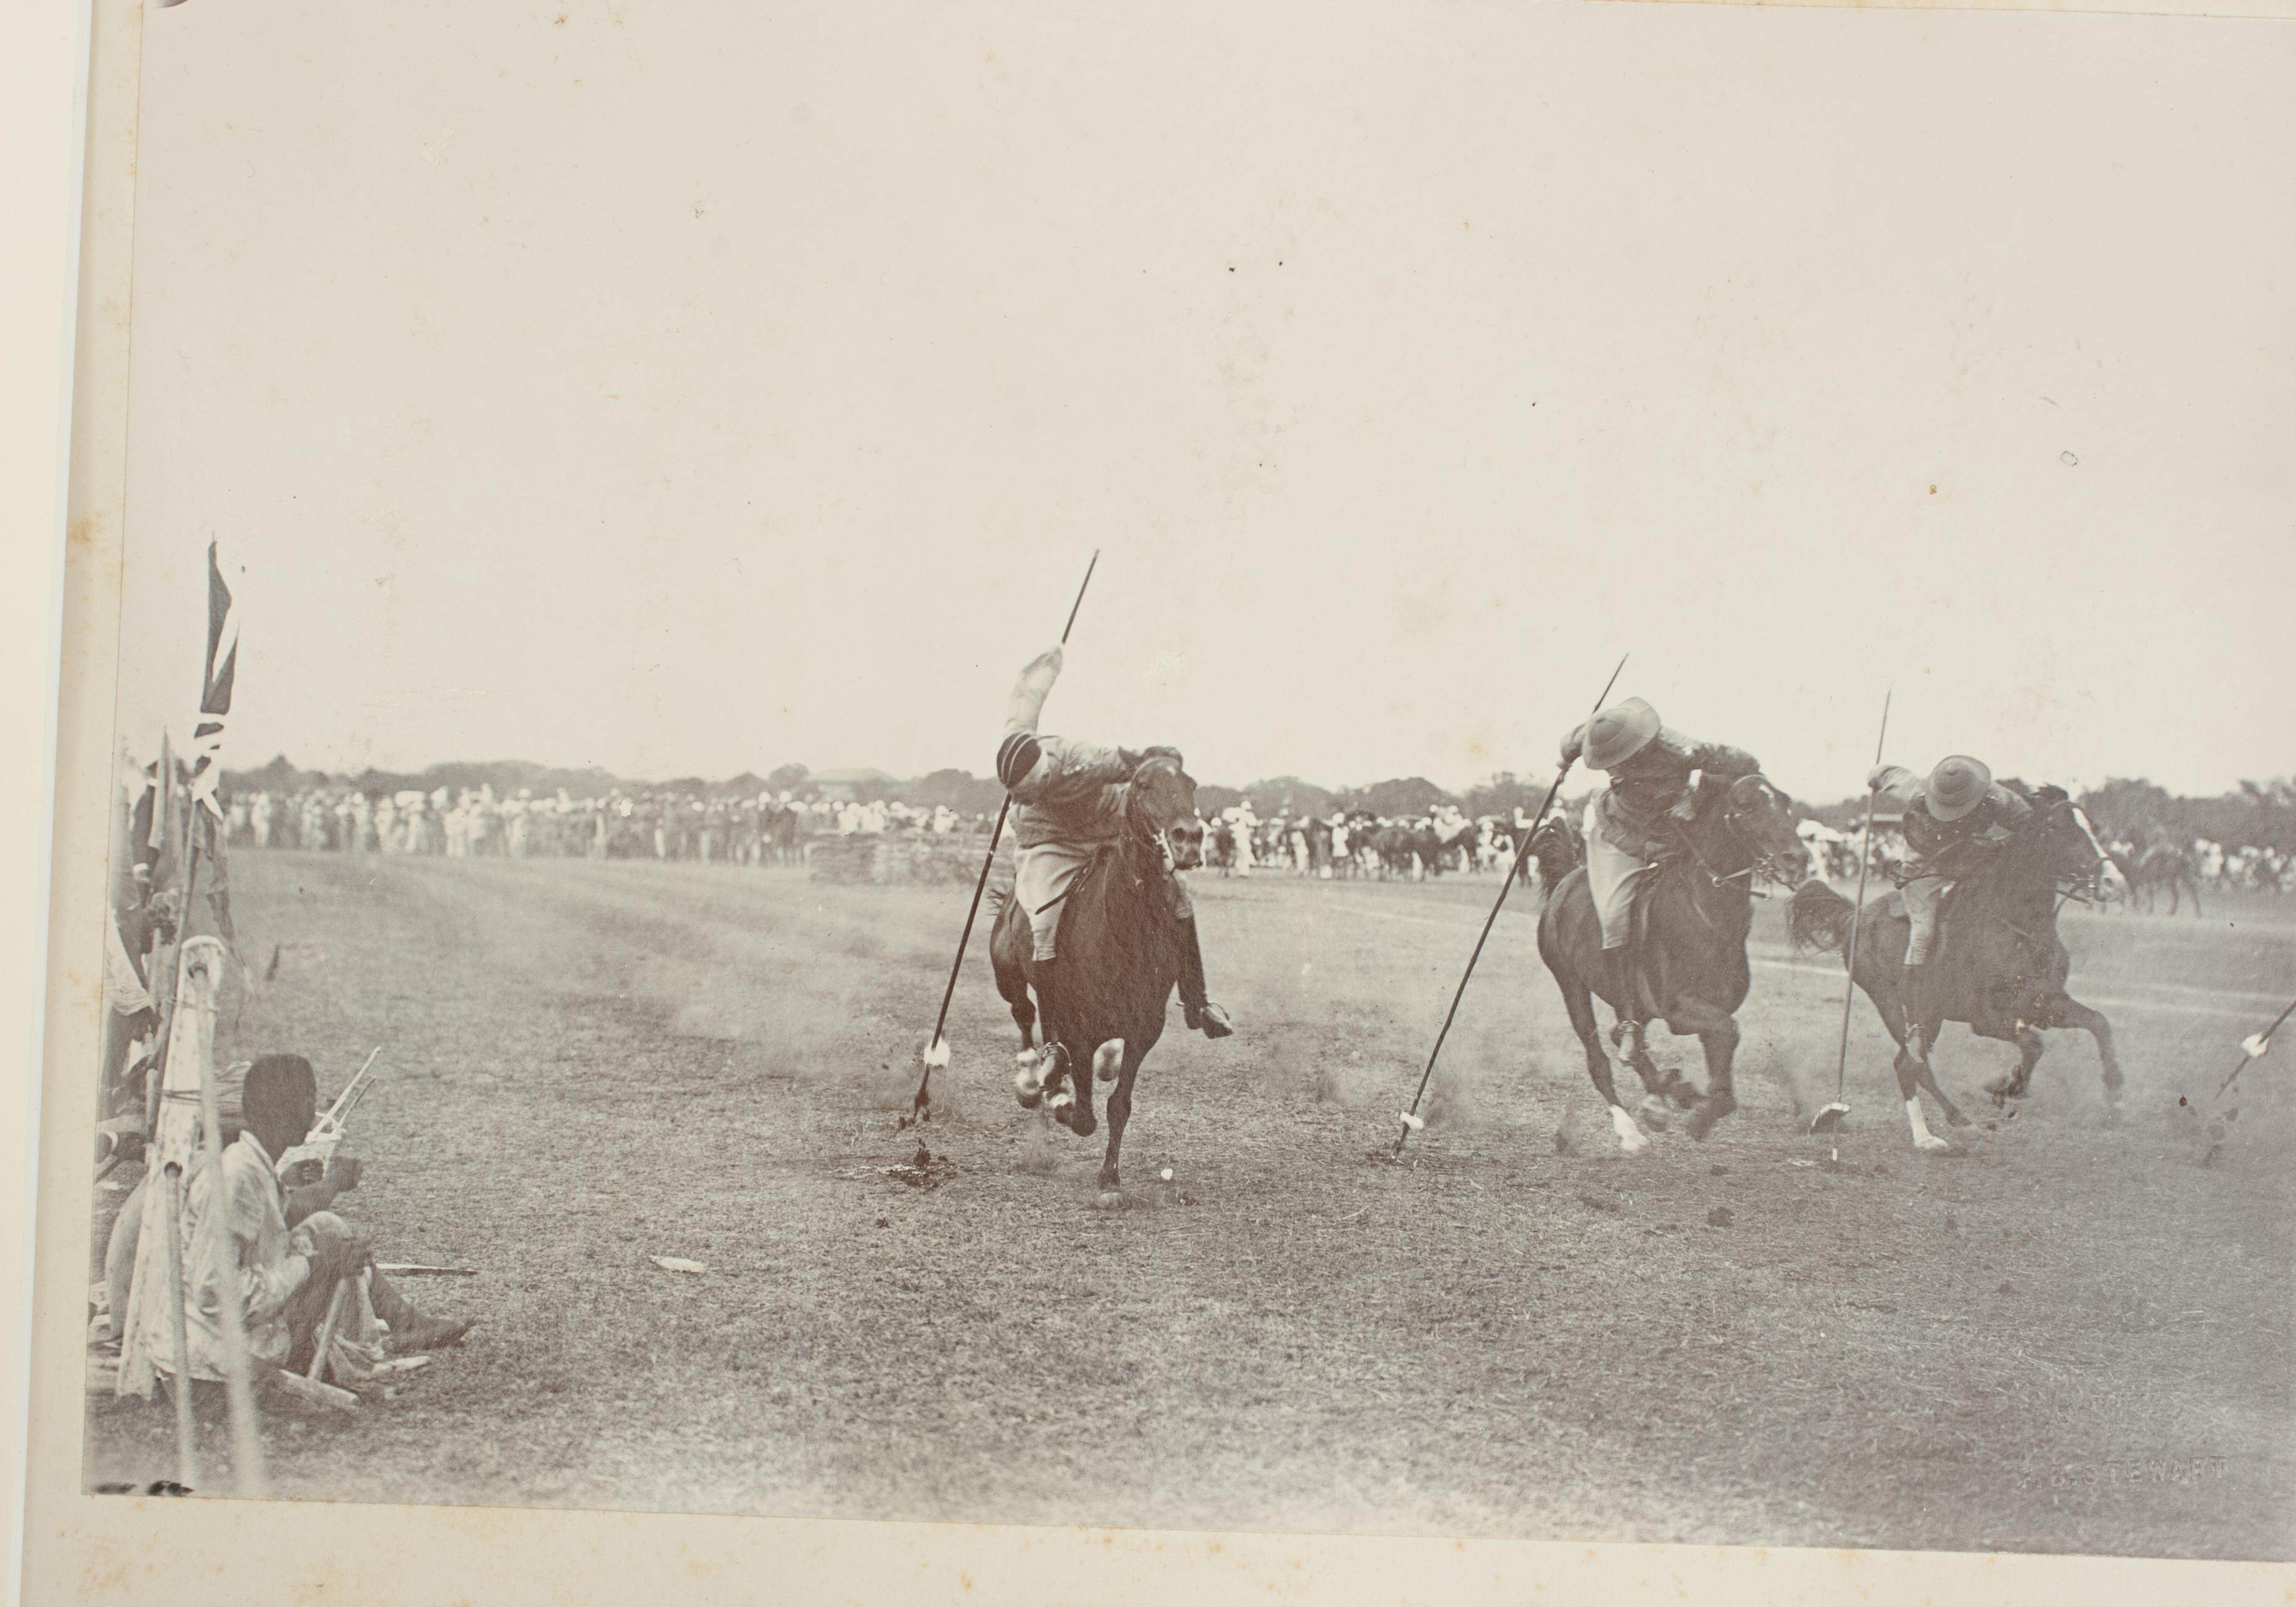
[[1963, 798, 2103, 947], [1674, 783, 1803, 895], [1122, 764, 1186, 883], [2034, 799, 2106, 911]]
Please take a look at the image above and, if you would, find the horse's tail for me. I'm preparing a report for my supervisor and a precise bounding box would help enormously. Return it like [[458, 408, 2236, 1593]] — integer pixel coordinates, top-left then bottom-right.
[[1787, 880, 1857, 955]]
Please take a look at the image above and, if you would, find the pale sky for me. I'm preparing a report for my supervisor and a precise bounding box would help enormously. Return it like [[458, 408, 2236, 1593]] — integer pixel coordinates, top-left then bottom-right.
[[112, 3, 2294, 803]]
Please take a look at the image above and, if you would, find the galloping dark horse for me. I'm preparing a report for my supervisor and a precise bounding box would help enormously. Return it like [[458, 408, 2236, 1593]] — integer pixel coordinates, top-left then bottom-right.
[[1534, 773, 1811, 1152], [1369, 825, 1441, 880], [989, 756, 1202, 1205], [1788, 784, 2122, 1151]]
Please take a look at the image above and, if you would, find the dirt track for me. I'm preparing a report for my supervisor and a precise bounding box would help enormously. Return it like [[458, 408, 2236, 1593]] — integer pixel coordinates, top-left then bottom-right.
[[86, 851, 2296, 1557]]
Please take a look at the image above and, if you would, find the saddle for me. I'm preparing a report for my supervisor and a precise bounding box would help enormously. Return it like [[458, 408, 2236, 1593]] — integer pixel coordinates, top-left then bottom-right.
[[1614, 865, 1674, 1022], [1929, 880, 1968, 965], [1884, 878, 1966, 967]]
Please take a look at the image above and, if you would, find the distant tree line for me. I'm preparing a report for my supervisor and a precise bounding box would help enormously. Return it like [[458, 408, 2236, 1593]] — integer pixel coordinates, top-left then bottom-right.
[[2072, 777, 2296, 854], [222, 753, 2296, 851]]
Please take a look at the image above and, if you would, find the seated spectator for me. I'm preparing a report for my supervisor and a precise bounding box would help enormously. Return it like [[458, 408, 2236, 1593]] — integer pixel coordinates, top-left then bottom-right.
[[152, 1054, 470, 1385]]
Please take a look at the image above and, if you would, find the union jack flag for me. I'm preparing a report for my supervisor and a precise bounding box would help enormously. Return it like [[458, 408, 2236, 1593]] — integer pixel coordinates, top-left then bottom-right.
[[187, 540, 237, 819]]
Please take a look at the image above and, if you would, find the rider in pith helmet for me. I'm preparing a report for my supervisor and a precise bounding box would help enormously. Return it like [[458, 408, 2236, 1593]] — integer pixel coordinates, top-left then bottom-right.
[[1866, 755, 2031, 1050], [1561, 698, 1762, 1025], [996, 647, 1233, 1051]]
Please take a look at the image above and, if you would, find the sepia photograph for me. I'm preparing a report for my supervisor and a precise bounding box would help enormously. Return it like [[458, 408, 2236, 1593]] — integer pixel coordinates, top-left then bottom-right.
[[25, 0, 2296, 1592]]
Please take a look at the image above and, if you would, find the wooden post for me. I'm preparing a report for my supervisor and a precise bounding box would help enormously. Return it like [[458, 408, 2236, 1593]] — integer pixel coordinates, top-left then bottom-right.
[[159, 1163, 197, 1487], [176, 937, 267, 1493]]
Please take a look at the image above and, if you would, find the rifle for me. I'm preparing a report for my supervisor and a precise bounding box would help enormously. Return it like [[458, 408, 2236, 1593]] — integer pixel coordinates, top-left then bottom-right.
[[277, 1047, 382, 1189]]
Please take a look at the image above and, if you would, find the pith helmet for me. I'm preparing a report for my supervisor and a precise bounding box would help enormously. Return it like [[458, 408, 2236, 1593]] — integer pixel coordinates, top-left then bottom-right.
[[1925, 755, 1992, 821], [1583, 698, 1662, 770]]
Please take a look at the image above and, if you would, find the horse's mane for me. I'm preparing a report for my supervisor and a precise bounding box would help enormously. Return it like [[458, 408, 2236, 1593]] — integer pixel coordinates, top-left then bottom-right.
[[1972, 780, 2087, 902], [1687, 769, 1739, 821], [2003, 781, 2069, 831], [1528, 812, 1584, 896]]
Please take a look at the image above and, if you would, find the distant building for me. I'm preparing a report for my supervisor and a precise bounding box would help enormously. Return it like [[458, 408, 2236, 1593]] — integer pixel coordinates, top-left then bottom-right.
[[810, 767, 898, 804]]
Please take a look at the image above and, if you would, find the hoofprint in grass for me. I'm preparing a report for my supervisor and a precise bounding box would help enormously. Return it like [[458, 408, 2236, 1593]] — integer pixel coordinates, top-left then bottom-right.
[[885, 1144, 958, 1189]]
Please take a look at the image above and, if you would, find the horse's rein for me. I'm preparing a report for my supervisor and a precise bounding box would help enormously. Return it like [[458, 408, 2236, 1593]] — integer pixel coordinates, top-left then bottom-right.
[[1677, 794, 1798, 897], [1983, 801, 2101, 934]]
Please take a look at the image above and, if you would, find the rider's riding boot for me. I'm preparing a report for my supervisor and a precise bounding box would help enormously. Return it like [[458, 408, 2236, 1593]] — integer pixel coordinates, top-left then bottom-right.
[[1031, 958, 1071, 1085], [1902, 960, 1932, 1061], [1605, 945, 1645, 1047], [1176, 918, 1234, 1038]]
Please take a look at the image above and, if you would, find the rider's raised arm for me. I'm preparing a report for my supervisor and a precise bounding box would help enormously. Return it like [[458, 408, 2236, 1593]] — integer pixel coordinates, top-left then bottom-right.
[[1866, 764, 1927, 811], [1004, 733, 1133, 809]]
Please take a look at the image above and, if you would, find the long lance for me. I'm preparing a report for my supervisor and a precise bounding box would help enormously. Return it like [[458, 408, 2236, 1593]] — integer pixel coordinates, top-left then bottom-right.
[[2217, 994, 2296, 1102], [1813, 690, 1891, 1155], [1393, 653, 1628, 1158], [144, 769, 203, 1146], [909, 551, 1099, 1120]]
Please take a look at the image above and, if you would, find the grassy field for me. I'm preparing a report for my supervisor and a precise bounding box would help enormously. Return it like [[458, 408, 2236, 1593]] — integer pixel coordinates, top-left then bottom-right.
[[86, 850, 2296, 1557]]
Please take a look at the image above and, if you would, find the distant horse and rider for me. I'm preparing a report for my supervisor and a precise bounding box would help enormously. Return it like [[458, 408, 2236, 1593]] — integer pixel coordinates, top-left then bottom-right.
[[982, 647, 1232, 1206], [989, 756, 1212, 1203], [1526, 699, 1812, 1152], [1532, 767, 1813, 1151], [1369, 824, 1450, 880], [2105, 839, 2204, 917], [1790, 776, 2122, 1151]]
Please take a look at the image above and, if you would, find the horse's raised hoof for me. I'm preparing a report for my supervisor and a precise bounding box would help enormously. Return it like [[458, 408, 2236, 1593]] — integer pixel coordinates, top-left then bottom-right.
[[1635, 1094, 1671, 1131], [1686, 1092, 1736, 1142], [1608, 1105, 1648, 1154], [1092, 1039, 1125, 1086], [1053, 1098, 1097, 1136], [1013, 1054, 1044, 1109]]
